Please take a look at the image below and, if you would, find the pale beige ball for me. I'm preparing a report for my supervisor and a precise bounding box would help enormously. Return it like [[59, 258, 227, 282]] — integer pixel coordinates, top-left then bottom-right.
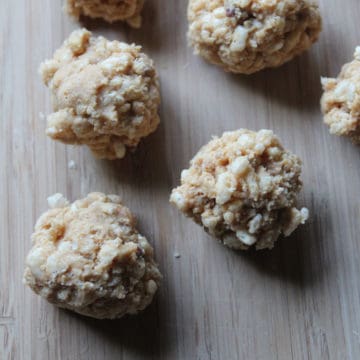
[[188, 0, 322, 74], [24, 193, 162, 319]]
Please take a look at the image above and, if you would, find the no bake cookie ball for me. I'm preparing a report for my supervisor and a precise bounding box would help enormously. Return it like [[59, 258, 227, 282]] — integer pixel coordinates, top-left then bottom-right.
[[188, 0, 322, 74], [23, 193, 162, 319], [170, 129, 308, 250], [321, 47, 360, 144], [65, 0, 145, 28], [40, 29, 160, 159]]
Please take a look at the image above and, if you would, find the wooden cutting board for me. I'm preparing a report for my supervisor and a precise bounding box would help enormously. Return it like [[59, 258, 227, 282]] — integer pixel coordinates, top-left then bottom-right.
[[1, 1, 360, 359]]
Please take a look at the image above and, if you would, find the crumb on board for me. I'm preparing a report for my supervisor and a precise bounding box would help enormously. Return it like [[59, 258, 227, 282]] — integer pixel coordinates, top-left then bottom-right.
[[68, 160, 77, 170]]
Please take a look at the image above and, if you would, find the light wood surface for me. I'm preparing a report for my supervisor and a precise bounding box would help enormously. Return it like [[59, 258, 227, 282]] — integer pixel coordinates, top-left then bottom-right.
[[1, 1, 360, 359]]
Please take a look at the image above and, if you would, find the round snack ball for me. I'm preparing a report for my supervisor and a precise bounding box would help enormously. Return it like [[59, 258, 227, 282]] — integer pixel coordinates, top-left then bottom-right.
[[66, 0, 144, 28], [23, 193, 162, 319], [188, 0, 322, 74], [40, 29, 160, 160], [170, 129, 309, 250], [321, 47, 360, 144]]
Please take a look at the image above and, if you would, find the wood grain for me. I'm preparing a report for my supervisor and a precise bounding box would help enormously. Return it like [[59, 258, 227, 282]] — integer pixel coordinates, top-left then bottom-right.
[[1, 0, 360, 359]]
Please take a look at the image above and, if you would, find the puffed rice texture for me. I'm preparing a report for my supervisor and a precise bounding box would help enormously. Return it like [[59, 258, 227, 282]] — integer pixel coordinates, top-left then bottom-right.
[[40, 29, 160, 159], [66, 0, 145, 28], [321, 47, 360, 144], [188, 0, 322, 74], [23, 193, 162, 319], [170, 129, 308, 250]]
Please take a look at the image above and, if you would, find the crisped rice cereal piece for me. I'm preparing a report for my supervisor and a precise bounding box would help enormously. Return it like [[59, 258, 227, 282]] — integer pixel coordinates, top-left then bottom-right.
[[321, 47, 360, 144], [23, 193, 162, 319], [65, 0, 145, 28], [188, 0, 322, 74], [170, 129, 308, 250], [40, 29, 160, 159]]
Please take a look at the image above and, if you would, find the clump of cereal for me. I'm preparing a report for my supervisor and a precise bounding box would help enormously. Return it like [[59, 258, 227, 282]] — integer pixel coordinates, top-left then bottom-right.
[[65, 0, 144, 28], [170, 129, 308, 250], [321, 47, 360, 144], [23, 193, 162, 319], [40, 29, 160, 159], [187, 0, 322, 74]]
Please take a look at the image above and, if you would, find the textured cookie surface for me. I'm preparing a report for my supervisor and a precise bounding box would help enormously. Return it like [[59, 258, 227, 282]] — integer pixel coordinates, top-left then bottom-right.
[[24, 193, 162, 319], [321, 47, 360, 144], [188, 0, 322, 74], [170, 129, 308, 250], [66, 0, 144, 27], [40, 29, 160, 159]]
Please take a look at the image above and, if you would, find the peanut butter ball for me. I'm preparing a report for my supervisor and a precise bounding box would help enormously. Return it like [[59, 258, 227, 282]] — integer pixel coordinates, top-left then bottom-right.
[[188, 0, 322, 74], [24, 193, 162, 319], [66, 0, 144, 28], [321, 47, 360, 144], [170, 129, 308, 250], [40, 29, 160, 159]]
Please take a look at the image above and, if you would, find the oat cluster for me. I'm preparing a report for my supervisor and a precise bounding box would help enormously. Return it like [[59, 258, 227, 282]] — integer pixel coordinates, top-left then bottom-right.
[[40, 29, 160, 159], [188, 0, 322, 74], [170, 129, 308, 250], [23, 193, 162, 319], [321, 47, 360, 144], [66, 0, 145, 28]]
